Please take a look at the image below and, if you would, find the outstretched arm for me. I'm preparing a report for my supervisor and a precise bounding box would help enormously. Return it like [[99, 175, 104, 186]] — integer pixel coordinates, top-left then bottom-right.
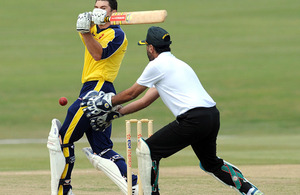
[[118, 87, 160, 115], [111, 83, 148, 106], [80, 84, 159, 131]]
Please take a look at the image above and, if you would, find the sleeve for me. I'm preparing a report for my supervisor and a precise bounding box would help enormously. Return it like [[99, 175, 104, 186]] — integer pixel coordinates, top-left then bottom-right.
[[101, 28, 125, 59], [137, 62, 164, 88]]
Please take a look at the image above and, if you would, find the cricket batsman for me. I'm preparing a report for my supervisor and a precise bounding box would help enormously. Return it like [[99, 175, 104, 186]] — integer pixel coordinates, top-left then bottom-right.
[[47, 0, 138, 194]]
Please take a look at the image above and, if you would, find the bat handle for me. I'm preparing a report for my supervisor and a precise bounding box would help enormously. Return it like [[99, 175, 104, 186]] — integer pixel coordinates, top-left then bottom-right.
[[90, 16, 110, 26], [104, 16, 110, 22]]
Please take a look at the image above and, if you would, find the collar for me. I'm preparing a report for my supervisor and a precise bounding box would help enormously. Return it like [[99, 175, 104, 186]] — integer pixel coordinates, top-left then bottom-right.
[[157, 51, 172, 58]]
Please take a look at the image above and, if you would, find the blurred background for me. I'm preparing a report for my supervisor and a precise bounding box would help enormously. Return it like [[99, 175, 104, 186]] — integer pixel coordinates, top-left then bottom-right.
[[0, 0, 299, 170]]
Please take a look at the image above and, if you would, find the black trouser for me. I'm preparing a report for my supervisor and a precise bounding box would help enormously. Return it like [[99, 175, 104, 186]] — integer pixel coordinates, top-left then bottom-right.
[[146, 106, 223, 172], [146, 106, 253, 194]]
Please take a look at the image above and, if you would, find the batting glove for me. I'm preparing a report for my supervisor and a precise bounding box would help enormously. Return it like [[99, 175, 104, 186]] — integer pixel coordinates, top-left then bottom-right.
[[76, 12, 92, 34], [92, 8, 107, 25]]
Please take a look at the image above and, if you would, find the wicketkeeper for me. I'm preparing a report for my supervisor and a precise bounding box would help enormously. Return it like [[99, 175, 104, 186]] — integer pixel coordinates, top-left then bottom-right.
[[81, 26, 264, 195]]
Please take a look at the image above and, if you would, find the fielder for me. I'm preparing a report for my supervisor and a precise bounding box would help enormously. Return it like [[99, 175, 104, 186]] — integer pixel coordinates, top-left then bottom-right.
[[47, 0, 138, 194], [81, 26, 264, 195]]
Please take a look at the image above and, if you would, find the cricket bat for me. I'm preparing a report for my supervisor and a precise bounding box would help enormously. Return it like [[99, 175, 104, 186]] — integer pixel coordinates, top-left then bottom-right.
[[104, 10, 167, 25]]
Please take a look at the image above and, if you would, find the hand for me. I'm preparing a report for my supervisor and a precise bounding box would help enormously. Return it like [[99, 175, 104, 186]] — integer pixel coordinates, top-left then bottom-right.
[[81, 91, 115, 118], [90, 105, 123, 131], [80, 90, 101, 107], [76, 12, 92, 34], [92, 8, 107, 25], [103, 105, 123, 122]]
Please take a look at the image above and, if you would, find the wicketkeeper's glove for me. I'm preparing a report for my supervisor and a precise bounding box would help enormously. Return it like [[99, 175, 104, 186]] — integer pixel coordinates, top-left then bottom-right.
[[90, 105, 123, 131], [80, 90, 114, 118]]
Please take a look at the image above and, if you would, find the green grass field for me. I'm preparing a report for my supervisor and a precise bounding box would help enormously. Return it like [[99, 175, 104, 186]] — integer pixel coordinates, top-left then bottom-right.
[[0, 0, 300, 194]]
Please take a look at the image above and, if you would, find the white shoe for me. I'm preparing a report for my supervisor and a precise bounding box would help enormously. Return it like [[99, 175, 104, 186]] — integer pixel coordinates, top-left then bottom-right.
[[247, 187, 263, 195], [253, 190, 264, 195], [67, 189, 75, 195]]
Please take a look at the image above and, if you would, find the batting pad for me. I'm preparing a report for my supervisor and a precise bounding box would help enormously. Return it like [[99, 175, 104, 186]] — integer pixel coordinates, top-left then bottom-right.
[[136, 138, 152, 195], [82, 147, 128, 194], [47, 119, 66, 195]]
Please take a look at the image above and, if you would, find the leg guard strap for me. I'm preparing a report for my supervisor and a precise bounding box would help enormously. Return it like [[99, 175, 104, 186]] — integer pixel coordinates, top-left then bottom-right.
[[65, 155, 75, 164], [99, 148, 125, 163], [61, 143, 75, 164], [59, 179, 71, 186], [221, 161, 244, 190], [110, 154, 125, 162], [151, 160, 160, 193], [99, 148, 112, 156], [61, 143, 74, 148]]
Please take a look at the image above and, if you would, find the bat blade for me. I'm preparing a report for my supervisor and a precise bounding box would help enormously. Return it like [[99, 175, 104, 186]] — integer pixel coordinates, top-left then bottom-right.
[[105, 10, 167, 25]]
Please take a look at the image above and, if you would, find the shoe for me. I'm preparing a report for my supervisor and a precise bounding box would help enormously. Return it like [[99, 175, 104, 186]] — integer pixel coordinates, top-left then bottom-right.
[[248, 187, 264, 195], [132, 184, 139, 195], [67, 189, 75, 195], [252, 189, 264, 195]]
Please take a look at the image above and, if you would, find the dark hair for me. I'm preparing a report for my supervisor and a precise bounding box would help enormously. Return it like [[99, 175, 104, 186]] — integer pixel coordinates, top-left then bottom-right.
[[96, 0, 118, 10], [153, 45, 171, 54]]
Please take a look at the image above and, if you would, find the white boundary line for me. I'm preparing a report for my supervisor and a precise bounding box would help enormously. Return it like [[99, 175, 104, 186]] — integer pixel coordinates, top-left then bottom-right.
[[0, 138, 128, 145], [0, 136, 232, 145]]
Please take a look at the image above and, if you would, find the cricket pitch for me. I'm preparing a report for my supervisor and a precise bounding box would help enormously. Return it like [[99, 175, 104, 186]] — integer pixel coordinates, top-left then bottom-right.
[[0, 164, 299, 194]]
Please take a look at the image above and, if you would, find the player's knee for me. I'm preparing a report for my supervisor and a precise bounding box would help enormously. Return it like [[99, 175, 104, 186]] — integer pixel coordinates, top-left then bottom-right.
[[199, 161, 216, 173], [199, 157, 224, 173]]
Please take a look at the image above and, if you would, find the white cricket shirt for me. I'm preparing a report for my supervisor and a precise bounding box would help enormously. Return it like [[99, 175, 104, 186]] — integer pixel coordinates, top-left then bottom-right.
[[137, 52, 216, 117]]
